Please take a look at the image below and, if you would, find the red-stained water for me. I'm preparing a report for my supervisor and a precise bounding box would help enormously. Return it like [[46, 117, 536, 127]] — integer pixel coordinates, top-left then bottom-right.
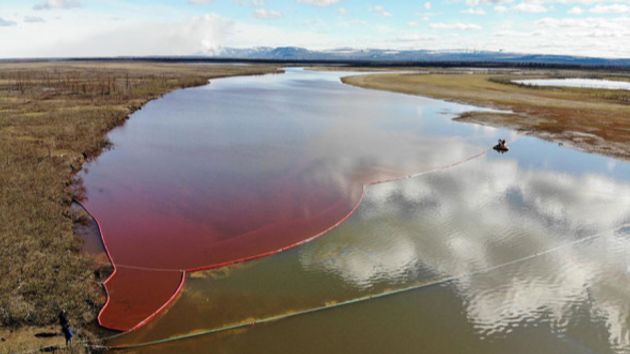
[[80, 69, 500, 331]]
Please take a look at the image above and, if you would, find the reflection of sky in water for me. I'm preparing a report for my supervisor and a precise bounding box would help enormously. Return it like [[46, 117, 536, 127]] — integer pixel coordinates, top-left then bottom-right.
[[514, 78, 630, 91], [107, 69, 630, 353], [301, 151, 630, 351], [506, 138, 630, 179]]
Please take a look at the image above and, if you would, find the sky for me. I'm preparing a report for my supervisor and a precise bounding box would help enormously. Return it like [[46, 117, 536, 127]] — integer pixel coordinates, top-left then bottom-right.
[[1, 0, 630, 58]]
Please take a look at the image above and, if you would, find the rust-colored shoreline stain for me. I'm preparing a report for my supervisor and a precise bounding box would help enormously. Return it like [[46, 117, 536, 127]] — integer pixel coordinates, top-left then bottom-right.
[[80, 69, 502, 332]]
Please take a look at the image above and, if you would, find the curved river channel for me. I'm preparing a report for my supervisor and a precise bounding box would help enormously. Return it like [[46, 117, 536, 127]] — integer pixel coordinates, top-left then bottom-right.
[[79, 68, 630, 353]]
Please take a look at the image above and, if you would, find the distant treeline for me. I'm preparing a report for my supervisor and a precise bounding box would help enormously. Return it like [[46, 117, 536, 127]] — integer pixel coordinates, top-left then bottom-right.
[[2, 57, 630, 71]]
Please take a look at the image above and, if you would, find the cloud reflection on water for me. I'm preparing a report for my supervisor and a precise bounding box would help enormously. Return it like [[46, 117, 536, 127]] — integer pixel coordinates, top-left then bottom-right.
[[300, 154, 630, 351]]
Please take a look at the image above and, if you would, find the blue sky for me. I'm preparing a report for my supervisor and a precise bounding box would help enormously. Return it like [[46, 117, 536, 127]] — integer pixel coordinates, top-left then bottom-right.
[[1, 0, 629, 58]]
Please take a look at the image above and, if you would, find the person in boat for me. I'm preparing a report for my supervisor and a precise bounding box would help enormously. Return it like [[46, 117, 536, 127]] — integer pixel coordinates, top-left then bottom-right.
[[493, 139, 508, 152], [58, 310, 74, 346]]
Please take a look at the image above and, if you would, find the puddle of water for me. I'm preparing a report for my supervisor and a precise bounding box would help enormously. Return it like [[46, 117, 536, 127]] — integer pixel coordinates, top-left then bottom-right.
[[513, 78, 630, 91], [80, 68, 630, 353]]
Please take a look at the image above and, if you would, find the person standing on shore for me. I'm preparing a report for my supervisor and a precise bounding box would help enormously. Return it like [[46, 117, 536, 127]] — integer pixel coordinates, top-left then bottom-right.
[[58, 310, 74, 346]]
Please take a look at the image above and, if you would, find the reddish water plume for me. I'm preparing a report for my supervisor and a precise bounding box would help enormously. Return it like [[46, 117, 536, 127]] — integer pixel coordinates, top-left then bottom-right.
[[80, 69, 497, 331]]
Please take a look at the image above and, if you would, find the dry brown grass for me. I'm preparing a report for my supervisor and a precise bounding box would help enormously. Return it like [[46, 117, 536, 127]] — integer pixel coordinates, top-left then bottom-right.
[[0, 61, 279, 351], [342, 70, 630, 159]]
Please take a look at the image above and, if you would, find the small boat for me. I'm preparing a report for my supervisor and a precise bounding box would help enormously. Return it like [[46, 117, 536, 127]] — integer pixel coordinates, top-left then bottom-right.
[[493, 139, 509, 153]]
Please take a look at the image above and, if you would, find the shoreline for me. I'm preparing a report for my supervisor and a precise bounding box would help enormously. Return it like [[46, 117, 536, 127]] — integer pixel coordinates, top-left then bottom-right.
[[341, 70, 630, 161]]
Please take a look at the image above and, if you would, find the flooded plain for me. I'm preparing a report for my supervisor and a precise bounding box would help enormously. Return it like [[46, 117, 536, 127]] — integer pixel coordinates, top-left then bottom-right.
[[79, 69, 630, 353], [514, 78, 630, 91]]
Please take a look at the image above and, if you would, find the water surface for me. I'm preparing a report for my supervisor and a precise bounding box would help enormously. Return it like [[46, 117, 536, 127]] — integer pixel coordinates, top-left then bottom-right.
[[80, 69, 630, 353], [81, 68, 503, 331], [514, 78, 630, 90], [112, 140, 630, 354]]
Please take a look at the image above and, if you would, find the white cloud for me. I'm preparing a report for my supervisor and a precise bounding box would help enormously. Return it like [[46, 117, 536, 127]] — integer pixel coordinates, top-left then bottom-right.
[[569, 6, 584, 14], [515, 2, 548, 13], [297, 0, 340, 6], [467, 0, 514, 5], [555, 0, 602, 3], [6, 13, 340, 57], [494, 5, 509, 13], [189, 0, 212, 4], [369, 5, 392, 17], [431, 22, 482, 30], [301, 233, 418, 287], [424, 2, 432, 10], [536, 16, 629, 31], [590, 4, 630, 14], [486, 16, 630, 56], [2, 0, 630, 58], [24, 16, 46, 23], [33, 0, 81, 10], [462, 7, 486, 15], [0, 17, 17, 27], [254, 8, 283, 19], [233, 0, 265, 6]]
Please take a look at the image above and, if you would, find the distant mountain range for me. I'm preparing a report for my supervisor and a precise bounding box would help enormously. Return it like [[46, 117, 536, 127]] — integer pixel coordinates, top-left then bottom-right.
[[12, 46, 626, 68], [207, 47, 630, 68]]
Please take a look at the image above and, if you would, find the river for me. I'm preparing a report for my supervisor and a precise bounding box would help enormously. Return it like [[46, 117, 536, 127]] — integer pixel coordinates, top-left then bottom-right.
[[79, 68, 630, 353]]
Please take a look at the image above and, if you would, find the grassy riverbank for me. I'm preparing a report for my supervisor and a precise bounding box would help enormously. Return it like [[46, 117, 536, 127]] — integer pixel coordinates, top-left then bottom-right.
[[0, 62, 279, 352], [342, 70, 630, 160]]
